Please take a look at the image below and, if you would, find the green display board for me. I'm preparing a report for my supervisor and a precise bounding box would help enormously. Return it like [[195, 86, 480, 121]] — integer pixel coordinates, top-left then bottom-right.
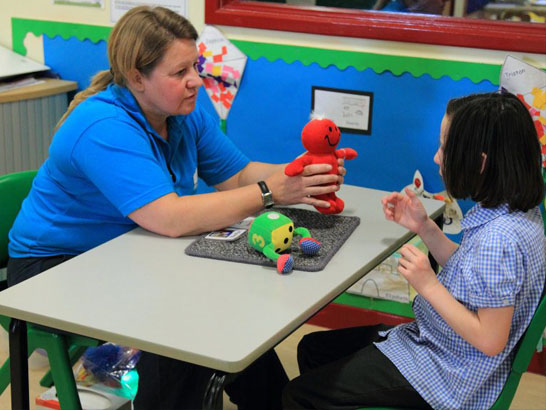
[[12, 18, 501, 85]]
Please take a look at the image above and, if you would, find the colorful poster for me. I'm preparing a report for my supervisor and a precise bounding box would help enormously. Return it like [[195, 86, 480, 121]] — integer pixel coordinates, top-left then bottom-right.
[[500, 56, 546, 231], [196, 25, 247, 121], [500, 56, 546, 169]]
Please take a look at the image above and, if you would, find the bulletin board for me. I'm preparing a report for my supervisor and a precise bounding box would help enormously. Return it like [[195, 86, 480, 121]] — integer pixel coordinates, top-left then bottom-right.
[[10, 17, 500, 235]]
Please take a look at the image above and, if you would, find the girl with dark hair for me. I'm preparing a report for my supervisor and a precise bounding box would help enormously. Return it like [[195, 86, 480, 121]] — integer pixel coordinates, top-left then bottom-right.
[[282, 92, 545, 409]]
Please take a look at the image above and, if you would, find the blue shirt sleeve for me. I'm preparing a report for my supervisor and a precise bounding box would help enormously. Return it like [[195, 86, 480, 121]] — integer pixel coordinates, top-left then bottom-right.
[[72, 117, 175, 217], [184, 105, 250, 187]]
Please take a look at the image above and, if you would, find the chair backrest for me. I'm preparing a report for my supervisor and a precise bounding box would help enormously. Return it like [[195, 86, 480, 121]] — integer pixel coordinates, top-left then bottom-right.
[[490, 289, 546, 409], [0, 170, 37, 269]]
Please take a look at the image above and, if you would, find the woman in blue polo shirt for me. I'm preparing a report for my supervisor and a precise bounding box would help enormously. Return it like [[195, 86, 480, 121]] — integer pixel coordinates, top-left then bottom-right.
[[7, 6, 345, 410], [282, 92, 545, 409]]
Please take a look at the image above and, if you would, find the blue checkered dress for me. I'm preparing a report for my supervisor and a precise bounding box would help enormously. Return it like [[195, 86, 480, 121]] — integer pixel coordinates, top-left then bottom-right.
[[376, 204, 546, 410]]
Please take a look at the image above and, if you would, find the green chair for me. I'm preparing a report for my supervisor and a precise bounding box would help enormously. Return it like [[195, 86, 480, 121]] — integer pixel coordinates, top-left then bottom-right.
[[0, 170, 38, 275], [365, 290, 546, 410], [0, 170, 100, 409], [489, 291, 546, 410]]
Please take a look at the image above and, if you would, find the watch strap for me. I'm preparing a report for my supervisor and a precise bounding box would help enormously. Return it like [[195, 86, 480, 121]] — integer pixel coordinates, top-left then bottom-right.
[[257, 181, 274, 208]]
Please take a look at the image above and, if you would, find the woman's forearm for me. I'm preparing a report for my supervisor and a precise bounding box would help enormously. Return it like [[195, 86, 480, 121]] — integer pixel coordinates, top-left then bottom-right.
[[213, 162, 284, 192], [237, 162, 284, 187], [239, 162, 286, 186], [129, 184, 264, 237]]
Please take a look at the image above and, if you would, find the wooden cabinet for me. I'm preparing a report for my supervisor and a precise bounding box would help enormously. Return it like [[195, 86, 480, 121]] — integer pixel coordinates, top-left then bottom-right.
[[0, 78, 77, 175]]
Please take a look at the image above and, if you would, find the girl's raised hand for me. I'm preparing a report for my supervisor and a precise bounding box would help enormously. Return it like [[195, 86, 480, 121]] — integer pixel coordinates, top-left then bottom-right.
[[381, 187, 429, 234]]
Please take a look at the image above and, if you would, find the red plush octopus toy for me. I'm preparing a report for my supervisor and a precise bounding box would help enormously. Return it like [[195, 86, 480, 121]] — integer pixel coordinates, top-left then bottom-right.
[[285, 118, 357, 214]]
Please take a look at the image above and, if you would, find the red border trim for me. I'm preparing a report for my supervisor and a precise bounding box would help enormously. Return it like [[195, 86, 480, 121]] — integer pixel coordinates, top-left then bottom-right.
[[206, 0, 546, 54], [306, 303, 414, 329]]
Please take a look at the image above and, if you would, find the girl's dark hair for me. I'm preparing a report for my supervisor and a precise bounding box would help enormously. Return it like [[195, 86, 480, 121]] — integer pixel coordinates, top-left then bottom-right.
[[442, 92, 544, 212]]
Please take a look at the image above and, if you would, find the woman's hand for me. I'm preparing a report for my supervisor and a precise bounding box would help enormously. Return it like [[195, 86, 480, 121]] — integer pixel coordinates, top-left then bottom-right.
[[397, 244, 439, 297], [266, 163, 341, 209], [381, 187, 429, 234], [337, 157, 346, 186]]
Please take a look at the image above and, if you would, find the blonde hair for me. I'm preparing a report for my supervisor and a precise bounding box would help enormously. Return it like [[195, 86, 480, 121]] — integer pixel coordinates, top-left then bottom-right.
[[55, 6, 198, 130]]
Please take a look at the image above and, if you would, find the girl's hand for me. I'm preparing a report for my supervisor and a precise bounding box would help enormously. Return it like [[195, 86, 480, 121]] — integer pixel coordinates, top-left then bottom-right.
[[381, 187, 429, 234], [397, 244, 439, 297], [266, 163, 340, 209]]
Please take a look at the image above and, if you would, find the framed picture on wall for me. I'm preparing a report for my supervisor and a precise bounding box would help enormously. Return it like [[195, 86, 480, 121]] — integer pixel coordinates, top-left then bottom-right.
[[311, 86, 373, 135], [53, 0, 103, 7]]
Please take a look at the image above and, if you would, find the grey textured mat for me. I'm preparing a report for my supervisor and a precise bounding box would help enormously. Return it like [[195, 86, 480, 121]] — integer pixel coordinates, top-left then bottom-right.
[[185, 207, 360, 272]]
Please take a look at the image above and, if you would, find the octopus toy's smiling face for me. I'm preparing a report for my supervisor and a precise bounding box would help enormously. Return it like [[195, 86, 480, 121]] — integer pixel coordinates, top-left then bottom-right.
[[301, 118, 341, 154], [270, 221, 294, 253]]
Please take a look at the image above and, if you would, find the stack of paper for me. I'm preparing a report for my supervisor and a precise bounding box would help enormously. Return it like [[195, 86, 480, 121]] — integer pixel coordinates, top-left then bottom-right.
[[0, 44, 49, 93]]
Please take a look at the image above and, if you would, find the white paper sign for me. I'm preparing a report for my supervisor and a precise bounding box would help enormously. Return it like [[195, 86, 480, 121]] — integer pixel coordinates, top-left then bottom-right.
[[500, 56, 546, 95], [111, 0, 187, 23], [312, 86, 373, 134]]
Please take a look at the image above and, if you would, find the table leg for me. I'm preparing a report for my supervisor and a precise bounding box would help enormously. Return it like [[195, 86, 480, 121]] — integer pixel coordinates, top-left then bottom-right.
[[9, 318, 29, 410], [203, 371, 227, 410], [428, 214, 444, 273]]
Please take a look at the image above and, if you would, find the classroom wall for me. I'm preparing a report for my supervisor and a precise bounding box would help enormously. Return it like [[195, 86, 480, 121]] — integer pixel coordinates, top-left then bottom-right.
[[1, 0, 544, 243], [2, 0, 545, 68], [0, 1, 205, 63]]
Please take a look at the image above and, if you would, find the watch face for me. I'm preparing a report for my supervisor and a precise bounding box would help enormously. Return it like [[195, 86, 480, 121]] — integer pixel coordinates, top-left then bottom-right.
[[263, 192, 274, 208], [258, 181, 274, 208]]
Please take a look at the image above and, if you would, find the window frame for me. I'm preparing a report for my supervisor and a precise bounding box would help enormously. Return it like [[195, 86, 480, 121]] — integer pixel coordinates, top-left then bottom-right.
[[205, 0, 546, 54]]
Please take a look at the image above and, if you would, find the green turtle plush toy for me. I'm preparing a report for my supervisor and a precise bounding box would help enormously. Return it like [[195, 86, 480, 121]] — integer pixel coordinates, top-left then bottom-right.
[[248, 211, 321, 274]]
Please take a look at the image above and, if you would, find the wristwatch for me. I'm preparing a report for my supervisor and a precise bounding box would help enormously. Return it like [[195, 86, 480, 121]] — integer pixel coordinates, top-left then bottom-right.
[[257, 181, 274, 209]]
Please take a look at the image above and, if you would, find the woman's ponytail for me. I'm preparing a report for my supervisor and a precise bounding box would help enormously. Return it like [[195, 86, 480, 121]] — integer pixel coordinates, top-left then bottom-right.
[[54, 69, 114, 131]]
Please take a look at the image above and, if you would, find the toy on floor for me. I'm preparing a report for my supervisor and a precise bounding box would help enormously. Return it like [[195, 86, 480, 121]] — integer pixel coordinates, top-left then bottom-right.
[[248, 211, 321, 274], [75, 343, 141, 399], [285, 117, 358, 214]]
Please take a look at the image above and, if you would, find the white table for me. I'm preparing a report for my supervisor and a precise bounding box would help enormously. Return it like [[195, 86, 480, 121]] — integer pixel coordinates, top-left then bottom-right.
[[0, 185, 444, 409]]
